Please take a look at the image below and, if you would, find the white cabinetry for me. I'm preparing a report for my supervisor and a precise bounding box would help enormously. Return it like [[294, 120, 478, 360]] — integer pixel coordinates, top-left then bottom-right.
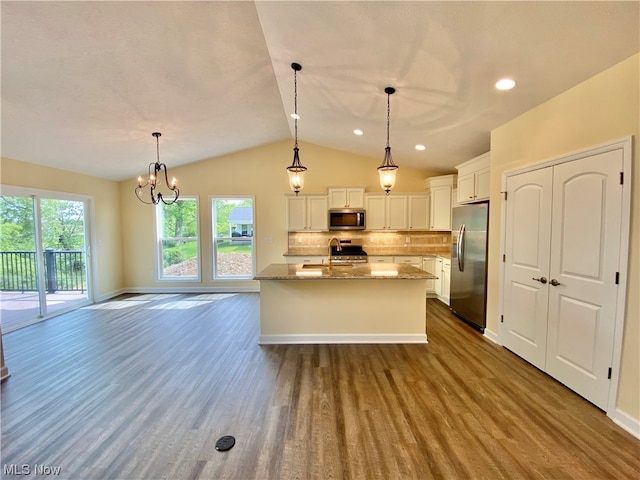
[[368, 256, 394, 264], [421, 256, 437, 296], [424, 174, 456, 231], [393, 256, 422, 266], [328, 187, 365, 209], [365, 194, 408, 231], [408, 195, 430, 230], [456, 152, 490, 204], [433, 256, 451, 305], [284, 255, 326, 265], [286, 195, 328, 231]]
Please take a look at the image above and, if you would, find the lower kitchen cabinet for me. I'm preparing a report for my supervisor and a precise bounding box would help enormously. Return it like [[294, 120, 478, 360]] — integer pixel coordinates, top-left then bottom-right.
[[284, 255, 326, 265], [421, 256, 437, 296], [367, 256, 394, 264], [433, 256, 450, 305]]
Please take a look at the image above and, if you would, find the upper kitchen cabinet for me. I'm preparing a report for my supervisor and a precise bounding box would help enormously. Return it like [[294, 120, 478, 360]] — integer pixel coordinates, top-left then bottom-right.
[[365, 194, 408, 231], [408, 195, 430, 230], [424, 174, 456, 231], [456, 152, 490, 204], [286, 195, 328, 231], [327, 187, 365, 209]]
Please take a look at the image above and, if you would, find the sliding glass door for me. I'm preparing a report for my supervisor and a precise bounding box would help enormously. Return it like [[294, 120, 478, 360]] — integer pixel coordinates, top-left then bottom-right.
[[0, 188, 91, 332]]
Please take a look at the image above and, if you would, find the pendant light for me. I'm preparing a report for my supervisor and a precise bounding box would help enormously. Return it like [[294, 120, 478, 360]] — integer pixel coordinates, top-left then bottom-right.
[[135, 132, 180, 205], [286, 62, 307, 196], [378, 87, 399, 195]]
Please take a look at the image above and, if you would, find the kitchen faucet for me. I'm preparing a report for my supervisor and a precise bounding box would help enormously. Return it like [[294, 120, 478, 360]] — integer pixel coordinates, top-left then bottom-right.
[[328, 237, 342, 267]]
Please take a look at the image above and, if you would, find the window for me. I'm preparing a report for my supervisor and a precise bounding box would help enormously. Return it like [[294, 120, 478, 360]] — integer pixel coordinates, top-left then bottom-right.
[[211, 197, 254, 279], [156, 197, 199, 280]]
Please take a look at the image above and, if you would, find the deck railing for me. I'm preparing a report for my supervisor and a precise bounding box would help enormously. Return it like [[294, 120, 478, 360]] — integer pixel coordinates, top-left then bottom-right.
[[0, 250, 86, 293]]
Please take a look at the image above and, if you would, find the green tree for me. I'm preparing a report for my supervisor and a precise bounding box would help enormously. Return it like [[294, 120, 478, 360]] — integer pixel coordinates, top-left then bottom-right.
[[0, 196, 36, 250], [161, 199, 198, 238]]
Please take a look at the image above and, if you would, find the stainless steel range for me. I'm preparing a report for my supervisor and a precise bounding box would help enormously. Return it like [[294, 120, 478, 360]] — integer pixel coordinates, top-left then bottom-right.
[[330, 239, 368, 264]]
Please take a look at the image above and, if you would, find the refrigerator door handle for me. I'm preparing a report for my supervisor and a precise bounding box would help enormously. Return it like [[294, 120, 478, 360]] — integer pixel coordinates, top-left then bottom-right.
[[457, 224, 466, 272]]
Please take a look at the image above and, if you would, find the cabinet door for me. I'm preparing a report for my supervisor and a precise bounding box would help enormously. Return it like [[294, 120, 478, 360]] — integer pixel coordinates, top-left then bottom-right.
[[442, 259, 451, 303], [387, 195, 408, 230], [422, 257, 436, 294], [408, 195, 429, 230], [328, 189, 348, 208], [434, 257, 443, 295], [286, 196, 307, 231], [475, 168, 491, 201], [307, 196, 328, 231], [457, 173, 475, 204], [346, 188, 365, 208], [365, 195, 387, 230], [430, 187, 452, 230]]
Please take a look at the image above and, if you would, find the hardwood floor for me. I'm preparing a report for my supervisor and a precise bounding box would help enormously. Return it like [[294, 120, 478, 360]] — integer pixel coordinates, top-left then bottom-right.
[[1, 294, 638, 479]]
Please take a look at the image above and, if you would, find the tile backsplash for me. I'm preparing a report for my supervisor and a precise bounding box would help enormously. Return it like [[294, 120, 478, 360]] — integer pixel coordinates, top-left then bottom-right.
[[288, 231, 451, 255]]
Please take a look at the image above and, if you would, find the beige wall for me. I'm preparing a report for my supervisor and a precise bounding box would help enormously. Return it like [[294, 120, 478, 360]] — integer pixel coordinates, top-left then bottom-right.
[[1, 157, 124, 299], [119, 140, 439, 289], [487, 54, 639, 421]]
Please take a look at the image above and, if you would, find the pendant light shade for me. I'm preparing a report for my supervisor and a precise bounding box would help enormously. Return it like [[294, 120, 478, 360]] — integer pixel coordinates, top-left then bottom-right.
[[378, 87, 399, 195], [135, 132, 180, 205], [286, 62, 307, 195]]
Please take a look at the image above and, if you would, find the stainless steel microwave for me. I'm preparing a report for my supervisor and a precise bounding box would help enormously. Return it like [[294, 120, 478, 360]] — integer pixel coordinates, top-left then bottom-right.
[[329, 209, 366, 230]]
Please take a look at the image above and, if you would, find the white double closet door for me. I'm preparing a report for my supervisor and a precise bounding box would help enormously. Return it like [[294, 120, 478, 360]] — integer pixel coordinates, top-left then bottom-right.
[[502, 149, 623, 410]]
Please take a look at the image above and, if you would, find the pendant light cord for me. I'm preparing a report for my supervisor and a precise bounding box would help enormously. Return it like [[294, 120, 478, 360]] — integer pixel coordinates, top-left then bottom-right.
[[386, 92, 391, 148], [294, 68, 298, 148]]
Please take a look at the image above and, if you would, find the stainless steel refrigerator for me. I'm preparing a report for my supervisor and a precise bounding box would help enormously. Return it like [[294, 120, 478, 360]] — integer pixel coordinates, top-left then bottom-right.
[[450, 203, 489, 331]]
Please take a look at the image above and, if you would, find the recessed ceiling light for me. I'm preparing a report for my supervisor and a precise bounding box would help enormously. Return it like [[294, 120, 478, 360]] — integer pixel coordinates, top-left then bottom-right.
[[290, 113, 300, 119], [353, 129, 364, 136], [415, 144, 426, 151], [495, 78, 516, 91]]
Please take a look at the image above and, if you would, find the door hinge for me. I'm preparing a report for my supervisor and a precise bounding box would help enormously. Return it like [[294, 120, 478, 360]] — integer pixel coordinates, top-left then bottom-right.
[[501, 314, 504, 323], [608, 367, 612, 379], [620, 172, 624, 185], [502, 254, 506, 263], [502, 191, 508, 201], [615, 272, 620, 284]]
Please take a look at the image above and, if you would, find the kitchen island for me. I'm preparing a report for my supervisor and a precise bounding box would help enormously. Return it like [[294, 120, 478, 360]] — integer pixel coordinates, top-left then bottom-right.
[[254, 263, 436, 344]]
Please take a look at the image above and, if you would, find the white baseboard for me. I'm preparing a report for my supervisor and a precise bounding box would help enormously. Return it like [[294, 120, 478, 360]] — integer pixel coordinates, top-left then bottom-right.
[[609, 408, 640, 440], [124, 286, 259, 294], [259, 333, 428, 345], [483, 328, 500, 345], [95, 288, 125, 303]]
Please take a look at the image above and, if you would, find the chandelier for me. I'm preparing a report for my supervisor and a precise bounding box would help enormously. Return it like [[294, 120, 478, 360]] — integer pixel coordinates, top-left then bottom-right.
[[286, 62, 307, 196], [135, 132, 180, 205], [377, 87, 399, 195]]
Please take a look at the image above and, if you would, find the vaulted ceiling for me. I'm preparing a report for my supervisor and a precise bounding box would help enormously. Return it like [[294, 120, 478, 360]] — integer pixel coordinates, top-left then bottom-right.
[[2, 1, 638, 181]]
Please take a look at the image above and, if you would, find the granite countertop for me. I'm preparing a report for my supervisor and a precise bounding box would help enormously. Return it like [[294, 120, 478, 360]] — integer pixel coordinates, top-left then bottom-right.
[[255, 263, 437, 281]]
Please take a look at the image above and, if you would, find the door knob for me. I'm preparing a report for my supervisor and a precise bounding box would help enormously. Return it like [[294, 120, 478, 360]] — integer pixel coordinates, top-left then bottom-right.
[[532, 277, 548, 284], [550, 279, 562, 286]]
